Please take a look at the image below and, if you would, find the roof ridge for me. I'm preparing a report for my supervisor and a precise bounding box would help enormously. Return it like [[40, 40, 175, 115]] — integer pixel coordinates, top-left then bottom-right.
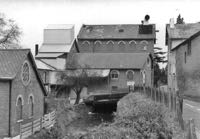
[[0, 48, 30, 51], [82, 24, 156, 26]]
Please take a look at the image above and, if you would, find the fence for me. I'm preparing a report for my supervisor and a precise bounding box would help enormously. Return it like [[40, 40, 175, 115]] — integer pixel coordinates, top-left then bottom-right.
[[20, 110, 56, 139], [137, 86, 198, 139]]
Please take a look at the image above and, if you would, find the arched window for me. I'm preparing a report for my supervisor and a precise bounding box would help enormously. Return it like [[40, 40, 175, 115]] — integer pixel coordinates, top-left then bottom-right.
[[129, 40, 137, 47], [110, 70, 119, 80], [21, 62, 30, 85], [106, 40, 114, 47], [140, 40, 148, 50], [28, 95, 34, 118], [126, 70, 134, 80], [94, 41, 102, 47], [118, 41, 126, 47], [147, 57, 151, 67], [16, 96, 23, 121], [81, 41, 90, 47], [142, 70, 146, 84]]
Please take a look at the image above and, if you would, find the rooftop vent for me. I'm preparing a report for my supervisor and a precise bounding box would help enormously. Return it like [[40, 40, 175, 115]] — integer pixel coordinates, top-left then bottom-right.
[[139, 25, 153, 34]]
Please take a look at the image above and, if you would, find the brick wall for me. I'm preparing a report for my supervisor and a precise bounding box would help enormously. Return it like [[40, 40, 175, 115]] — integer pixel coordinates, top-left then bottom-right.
[[88, 69, 151, 94], [0, 81, 10, 137], [77, 40, 154, 53], [10, 56, 45, 137]]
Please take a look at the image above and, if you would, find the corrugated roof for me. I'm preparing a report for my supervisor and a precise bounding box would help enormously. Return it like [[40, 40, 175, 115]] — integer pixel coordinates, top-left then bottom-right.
[[166, 23, 200, 39], [45, 24, 74, 30], [78, 24, 156, 39], [39, 44, 73, 53], [0, 49, 29, 79], [36, 52, 64, 58], [66, 53, 149, 69]]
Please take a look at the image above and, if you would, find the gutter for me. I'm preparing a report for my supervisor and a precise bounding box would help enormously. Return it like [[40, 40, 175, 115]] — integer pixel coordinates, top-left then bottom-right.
[[8, 80, 12, 137]]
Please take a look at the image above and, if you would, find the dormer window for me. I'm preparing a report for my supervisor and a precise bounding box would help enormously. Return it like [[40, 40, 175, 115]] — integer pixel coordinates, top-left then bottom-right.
[[94, 41, 102, 47], [118, 41, 126, 47], [81, 41, 90, 47]]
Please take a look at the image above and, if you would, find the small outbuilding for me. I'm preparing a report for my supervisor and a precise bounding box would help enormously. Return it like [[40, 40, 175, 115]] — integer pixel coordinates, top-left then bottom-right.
[[0, 49, 47, 138]]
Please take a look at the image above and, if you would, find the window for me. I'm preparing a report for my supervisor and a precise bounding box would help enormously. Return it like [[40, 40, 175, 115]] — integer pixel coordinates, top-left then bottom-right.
[[126, 70, 134, 80], [187, 41, 191, 55], [94, 41, 102, 47], [81, 41, 90, 47], [16, 96, 23, 121], [129, 40, 137, 47], [21, 62, 30, 85], [140, 40, 148, 50], [147, 57, 151, 67], [106, 40, 114, 47], [110, 70, 119, 80], [28, 95, 34, 118], [118, 41, 126, 47], [184, 52, 187, 63]]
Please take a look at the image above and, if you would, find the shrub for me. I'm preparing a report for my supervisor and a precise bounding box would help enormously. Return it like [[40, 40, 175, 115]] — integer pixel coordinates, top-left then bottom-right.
[[77, 93, 182, 139]]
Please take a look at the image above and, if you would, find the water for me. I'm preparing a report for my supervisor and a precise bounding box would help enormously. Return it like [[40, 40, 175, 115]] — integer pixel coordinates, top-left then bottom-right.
[[65, 104, 116, 136]]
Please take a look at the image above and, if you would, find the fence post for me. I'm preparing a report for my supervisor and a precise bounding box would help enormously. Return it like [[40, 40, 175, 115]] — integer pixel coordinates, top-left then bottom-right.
[[187, 119, 198, 139]]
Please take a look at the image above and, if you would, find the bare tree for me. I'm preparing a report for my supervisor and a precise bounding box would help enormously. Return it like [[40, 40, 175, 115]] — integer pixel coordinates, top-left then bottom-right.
[[57, 69, 89, 104], [55, 54, 91, 104], [0, 13, 21, 48]]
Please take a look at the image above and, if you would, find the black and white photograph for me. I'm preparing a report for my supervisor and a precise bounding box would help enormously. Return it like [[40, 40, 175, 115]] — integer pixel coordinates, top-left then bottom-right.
[[0, 0, 200, 138]]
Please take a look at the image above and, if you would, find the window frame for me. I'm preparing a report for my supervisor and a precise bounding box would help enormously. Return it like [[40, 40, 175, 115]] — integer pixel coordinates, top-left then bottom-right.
[[106, 40, 114, 47], [81, 41, 90, 47], [126, 70, 134, 80], [28, 94, 34, 118], [118, 41, 126, 47], [16, 95, 24, 122], [187, 40, 191, 56], [110, 70, 119, 80], [140, 40, 148, 50], [129, 40, 137, 46], [94, 40, 102, 47], [21, 61, 31, 86]]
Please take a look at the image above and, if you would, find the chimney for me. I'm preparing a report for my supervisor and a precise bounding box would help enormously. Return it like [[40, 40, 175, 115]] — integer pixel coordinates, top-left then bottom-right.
[[170, 18, 175, 28], [143, 15, 150, 25], [35, 44, 39, 56]]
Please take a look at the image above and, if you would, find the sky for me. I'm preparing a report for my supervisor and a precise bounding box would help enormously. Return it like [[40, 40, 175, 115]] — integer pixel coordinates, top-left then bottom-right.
[[1, 0, 200, 56]]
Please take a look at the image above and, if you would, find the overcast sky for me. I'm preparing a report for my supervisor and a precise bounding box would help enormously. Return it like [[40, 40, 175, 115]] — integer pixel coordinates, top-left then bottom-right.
[[1, 0, 200, 54]]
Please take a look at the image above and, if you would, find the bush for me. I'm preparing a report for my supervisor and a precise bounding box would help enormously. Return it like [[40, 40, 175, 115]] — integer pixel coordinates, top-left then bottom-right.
[[77, 93, 183, 139]]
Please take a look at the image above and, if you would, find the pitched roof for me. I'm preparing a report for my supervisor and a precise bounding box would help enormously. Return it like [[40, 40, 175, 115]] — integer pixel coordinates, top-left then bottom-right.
[[0, 49, 29, 79], [66, 53, 150, 69], [77, 24, 156, 40], [171, 30, 200, 51], [166, 23, 200, 44], [0, 49, 47, 96]]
